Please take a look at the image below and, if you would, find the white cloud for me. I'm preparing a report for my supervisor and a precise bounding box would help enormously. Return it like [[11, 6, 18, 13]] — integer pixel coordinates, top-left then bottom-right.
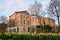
[[15, 0, 26, 8], [3, 0, 26, 14], [6, 0, 13, 9]]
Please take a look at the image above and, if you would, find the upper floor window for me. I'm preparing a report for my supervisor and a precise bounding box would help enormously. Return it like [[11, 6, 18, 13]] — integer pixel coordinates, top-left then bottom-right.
[[27, 20, 30, 25], [23, 15, 26, 19], [23, 20, 25, 25]]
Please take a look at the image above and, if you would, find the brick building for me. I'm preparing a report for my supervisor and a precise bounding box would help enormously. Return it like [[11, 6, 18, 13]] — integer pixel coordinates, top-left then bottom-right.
[[7, 11, 55, 32], [0, 23, 7, 32]]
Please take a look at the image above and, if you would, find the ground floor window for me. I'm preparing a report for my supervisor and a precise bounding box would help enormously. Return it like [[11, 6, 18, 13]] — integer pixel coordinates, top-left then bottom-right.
[[31, 27, 35, 33], [9, 27, 17, 32], [28, 27, 30, 32], [17, 27, 19, 32]]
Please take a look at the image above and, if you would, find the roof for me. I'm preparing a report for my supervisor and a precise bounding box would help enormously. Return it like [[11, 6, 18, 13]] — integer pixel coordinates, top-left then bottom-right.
[[15, 11, 30, 14], [45, 17, 55, 21], [31, 14, 41, 18], [9, 11, 30, 17]]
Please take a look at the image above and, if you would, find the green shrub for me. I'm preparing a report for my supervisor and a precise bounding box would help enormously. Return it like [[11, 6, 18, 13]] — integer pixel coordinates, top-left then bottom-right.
[[44, 25, 52, 32], [0, 33, 60, 40]]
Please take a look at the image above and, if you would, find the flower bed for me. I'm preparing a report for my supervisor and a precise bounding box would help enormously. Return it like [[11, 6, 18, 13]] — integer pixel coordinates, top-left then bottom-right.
[[0, 33, 60, 40]]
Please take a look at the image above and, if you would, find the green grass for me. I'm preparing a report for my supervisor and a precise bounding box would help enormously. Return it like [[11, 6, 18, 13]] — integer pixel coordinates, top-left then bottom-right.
[[0, 33, 60, 40]]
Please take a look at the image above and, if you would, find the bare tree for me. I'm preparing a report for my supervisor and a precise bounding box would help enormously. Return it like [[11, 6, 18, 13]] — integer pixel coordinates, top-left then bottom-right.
[[0, 15, 7, 32], [28, 1, 43, 33], [47, 0, 60, 27], [0, 15, 7, 24], [28, 1, 42, 16]]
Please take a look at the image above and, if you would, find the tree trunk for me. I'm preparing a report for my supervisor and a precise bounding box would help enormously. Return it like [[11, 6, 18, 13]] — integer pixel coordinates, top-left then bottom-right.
[[57, 16, 60, 32], [57, 16, 59, 27]]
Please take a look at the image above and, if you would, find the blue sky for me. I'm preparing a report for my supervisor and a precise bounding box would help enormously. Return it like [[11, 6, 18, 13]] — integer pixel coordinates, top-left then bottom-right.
[[0, 0, 50, 17]]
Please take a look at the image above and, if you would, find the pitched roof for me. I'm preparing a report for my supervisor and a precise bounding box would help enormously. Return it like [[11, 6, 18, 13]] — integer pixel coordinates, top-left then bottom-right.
[[15, 11, 30, 15], [9, 11, 30, 17]]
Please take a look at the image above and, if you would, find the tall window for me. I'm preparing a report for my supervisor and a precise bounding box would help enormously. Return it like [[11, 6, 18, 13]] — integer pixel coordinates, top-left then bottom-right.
[[11, 19, 15, 27], [27, 20, 30, 25], [22, 15, 26, 25], [28, 27, 30, 32], [23, 20, 25, 25], [23, 15, 25, 19]]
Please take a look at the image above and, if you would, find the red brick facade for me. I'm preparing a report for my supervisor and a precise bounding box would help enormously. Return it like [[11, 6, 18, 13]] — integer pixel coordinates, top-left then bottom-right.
[[8, 11, 55, 32]]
